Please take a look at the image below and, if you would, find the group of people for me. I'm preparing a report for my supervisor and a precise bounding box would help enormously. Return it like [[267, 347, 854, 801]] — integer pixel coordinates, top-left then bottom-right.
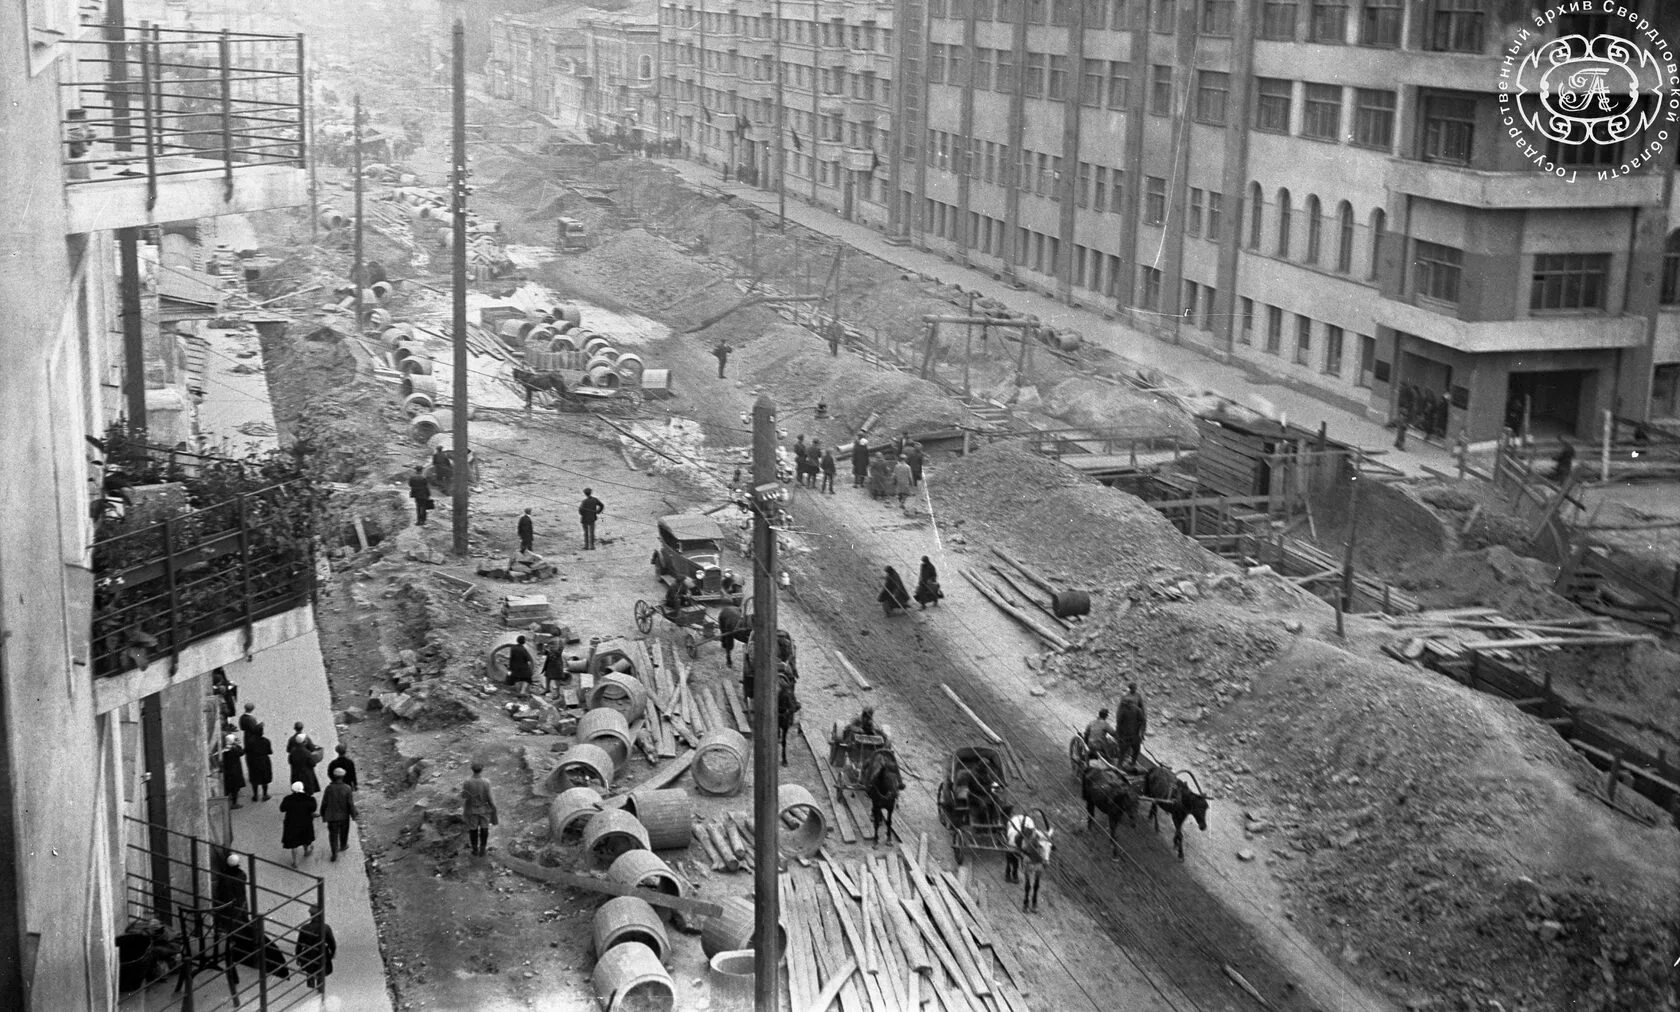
[[792, 435, 838, 493], [879, 556, 944, 614], [1393, 384, 1451, 450], [500, 633, 576, 698], [1083, 683, 1149, 768], [853, 431, 925, 513]]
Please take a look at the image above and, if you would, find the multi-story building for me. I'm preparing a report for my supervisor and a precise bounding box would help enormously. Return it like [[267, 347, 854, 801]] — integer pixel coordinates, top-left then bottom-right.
[[1, 5, 315, 1006], [575, 4, 662, 140], [658, 0, 899, 226]]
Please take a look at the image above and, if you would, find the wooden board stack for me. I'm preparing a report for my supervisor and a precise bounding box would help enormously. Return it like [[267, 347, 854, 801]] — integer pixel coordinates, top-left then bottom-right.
[[501, 594, 552, 626]]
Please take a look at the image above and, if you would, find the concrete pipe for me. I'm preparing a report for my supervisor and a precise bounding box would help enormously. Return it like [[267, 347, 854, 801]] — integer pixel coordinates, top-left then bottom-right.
[[593, 896, 671, 964], [693, 729, 748, 796], [370, 280, 393, 301], [486, 632, 534, 684], [615, 354, 645, 386], [700, 895, 785, 959], [623, 789, 693, 850], [401, 393, 435, 418], [527, 325, 556, 347], [407, 204, 430, 223], [367, 308, 392, 330], [401, 373, 438, 400], [606, 850, 686, 906], [552, 318, 578, 334], [591, 941, 673, 1012], [587, 673, 647, 723], [585, 367, 621, 390], [391, 340, 426, 366], [582, 808, 650, 868], [381, 327, 409, 347], [777, 783, 827, 858], [1051, 590, 1092, 618], [497, 320, 526, 341], [548, 786, 604, 843], [556, 304, 582, 327], [557, 742, 615, 790], [548, 335, 578, 353], [577, 707, 633, 769], [319, 208, 347, 229], [400, 356, 433, 377], [407, 413, 441, 444], [708, 950, 756, 1010], [582, 336, 612, 357]]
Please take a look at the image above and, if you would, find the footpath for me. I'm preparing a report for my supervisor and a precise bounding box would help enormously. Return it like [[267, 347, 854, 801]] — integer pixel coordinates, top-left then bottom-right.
[[193, 309, 394, 1012], [653, 158, 1464, 478]]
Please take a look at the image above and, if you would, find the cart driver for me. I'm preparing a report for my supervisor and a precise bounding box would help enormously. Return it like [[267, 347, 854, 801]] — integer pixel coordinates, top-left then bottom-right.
[[665, 576, 696, 613], [1084, 708, 1114, 755], [841, 706, 880, 747]]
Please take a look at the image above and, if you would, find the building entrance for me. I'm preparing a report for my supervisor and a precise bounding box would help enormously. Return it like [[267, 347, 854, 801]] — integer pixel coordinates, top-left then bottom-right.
[[1506, 370, 1590, 438]]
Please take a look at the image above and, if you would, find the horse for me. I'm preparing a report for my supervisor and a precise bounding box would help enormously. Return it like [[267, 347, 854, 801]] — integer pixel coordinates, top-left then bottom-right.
[[776, 670, 800, 766], [717, 605, 749, 669], [512, 368, 568, 395], [1005, 809, 1054, 912], [1081, 761, 1138, 856], [1142, 764, 1210, 861], [861, 749, 904, 845]]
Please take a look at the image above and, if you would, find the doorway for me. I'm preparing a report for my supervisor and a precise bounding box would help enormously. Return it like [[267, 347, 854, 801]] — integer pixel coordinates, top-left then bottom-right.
[[1507, 370, 1590, 437]]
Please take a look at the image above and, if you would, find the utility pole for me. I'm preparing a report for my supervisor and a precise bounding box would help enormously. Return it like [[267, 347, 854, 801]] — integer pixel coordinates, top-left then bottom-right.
[[451, 21, 471, 556], [774, 0, 786, 228], [963, 292, 974, 397], [1337, 450, 1363, 638], [749, 394, 782, 1010], [307, 61, 318, 246], [352, 93, 364, 337]]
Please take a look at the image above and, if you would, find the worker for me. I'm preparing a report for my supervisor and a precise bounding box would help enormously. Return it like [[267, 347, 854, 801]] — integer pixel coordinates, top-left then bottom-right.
[[1115, 684, 1147, 768], [1084, 708, 1113, 754], [841, 705, 879, 745], [1552, 438, 1576, 482]]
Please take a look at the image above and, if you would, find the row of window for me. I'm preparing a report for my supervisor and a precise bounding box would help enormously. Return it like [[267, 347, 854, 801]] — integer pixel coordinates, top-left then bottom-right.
[[1245, 184, 1380, 278], [1409, 245, 1610, 312], [1236, 301, 1372, 383], [661, 8, 891, 54]]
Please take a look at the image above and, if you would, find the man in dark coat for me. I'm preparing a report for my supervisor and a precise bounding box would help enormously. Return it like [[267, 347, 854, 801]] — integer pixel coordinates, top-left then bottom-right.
[[851, 437, 870, 487], [1115, 683, 1147, 768], [517, 507, 535, 553], [286, 723, 321, 794], [221, 734, 246, 809], [1397, 384, 1416, 427], [431, 445, 453, 491], [507, 635, 534, 696], [239, 702, 260, 743], [819, 448, 837, 494], [326, 743, 357, 791], [578, 488, 604, 550], [1552, 438, 1576, 481], [295, 906, 336, 991], [793, 435, 809, 486], [462, 763, 497, 856], [320, 768, 357, 861], [904, 441, 925, 485], [713, 341, 734, 379], [245, 724, 274, 801], [407, 465, 431, 526], [1434, 392, 1451, 440]]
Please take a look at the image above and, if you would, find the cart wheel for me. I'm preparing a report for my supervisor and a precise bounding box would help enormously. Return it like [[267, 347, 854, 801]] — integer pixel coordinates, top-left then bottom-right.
[[1068, 734, 1085, 777], [634, 600, 654, 634], [683, 631, 699, 658], [937, 783, 953, 828], [953, 835, 968, 866]]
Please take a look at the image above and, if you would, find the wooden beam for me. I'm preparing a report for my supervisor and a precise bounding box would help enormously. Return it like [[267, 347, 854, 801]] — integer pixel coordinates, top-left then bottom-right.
[[800, 721, 859, 843], [940, 683, 1003, 745], [833, 649, 873, 691], [989, 546, 1059, 596], [494, 853, 718, 917], [960, 571, 1071, 651]]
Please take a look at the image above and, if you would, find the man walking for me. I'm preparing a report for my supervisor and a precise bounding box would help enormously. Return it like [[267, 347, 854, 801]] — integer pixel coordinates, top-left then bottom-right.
[[1115, 683, 1147, 768], [326, 743, 358, 791], [892, 455, 915, 513], [295, 906, 337, 992], [407, 465, 431, 526], [819, 447, 836, 494], [793, 435, 809, 487], [517, 507, 535, 553], [462, 762, 498, 856], [320, 767, 357, 861], [432, 445, 453, 491], [507, 635, 534, 696], [851, 436, 870, 488], [713, 341, 734, 379], [578, 488, 604, 550], [904, 440, 925, 486]]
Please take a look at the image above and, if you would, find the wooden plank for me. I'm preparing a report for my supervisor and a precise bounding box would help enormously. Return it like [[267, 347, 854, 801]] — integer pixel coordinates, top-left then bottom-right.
[[800, 722, 860, 843], [833, 649, 873, 691], [781, 877, 816, 1012], [870, 862, 930, 973], [960, 570, 1072, 651], [988, 564, 1072, 629], [1461, 634, 1653, 650], [901, 843, 991, 996], [989, 546, 1059, 596], [901, 896, 987, 1003], [493, 853, 717, 917], [629, 748, 694, 792], [807, 957, 859, 1012], [940, 683, 1003, 745], [722, 676, 751, 734]]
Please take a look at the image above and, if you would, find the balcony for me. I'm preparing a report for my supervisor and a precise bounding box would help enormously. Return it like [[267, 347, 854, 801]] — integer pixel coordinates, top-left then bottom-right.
[[844, 49, 876, 73], [92, 478, 318, 714], [844, 147, 877, 171], [815, 139, 842, 161], [714, 112, 739, 132], [819, 94, 845, 116], [1385, 158, 1665, 210], [60, 28, 308, 234], [736, 77, 776, 101], [1374, 297, 1648, 355]]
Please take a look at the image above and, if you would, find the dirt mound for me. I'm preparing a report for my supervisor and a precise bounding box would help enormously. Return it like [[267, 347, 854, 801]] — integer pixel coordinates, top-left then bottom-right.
[[1219, 639, 1680, 1011], [569, 229, 719, 310], [1039, 377, 1198, 441], [1398, 545, 1579, 621]]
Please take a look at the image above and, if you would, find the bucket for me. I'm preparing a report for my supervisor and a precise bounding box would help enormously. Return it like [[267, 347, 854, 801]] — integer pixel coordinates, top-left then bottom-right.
[[777, 784, 827, 858], [594, 896, 671, 963], [700, 895, 786, 959], [558, 742, 615, 789], [1051, 590, 1091, 618], [408, 413, 440, 444], [591, 941, 674, 1012], [577, 707, 633, 768], [709, 950, 756, 1010], [588, 673, 648, 723], [693, 729, 748, 796], [586, 366, 621, 390], [548, 786, 603, 842], [401, 373, 438, 400], [606, 850, 686, 905], [624, 789, 693, 850], [401, 392, 435, 417], [582, 809, 650, 867]]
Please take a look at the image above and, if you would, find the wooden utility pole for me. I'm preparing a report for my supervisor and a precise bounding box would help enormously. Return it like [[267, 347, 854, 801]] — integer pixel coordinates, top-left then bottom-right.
[[963, 292, 975, 396], [450, 22, 471, 556], [749, 394, 782, 1009], [774, 0, 786, 228], [1337, 450, 1364, 638], [352, 93, 365, 336], [307, 62, 318, 246]]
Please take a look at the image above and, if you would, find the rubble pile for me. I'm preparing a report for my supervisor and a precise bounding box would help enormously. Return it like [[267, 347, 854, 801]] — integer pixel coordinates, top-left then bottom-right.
[[1039, 377, 1198, 442], [1399, 545, 1581, 621]]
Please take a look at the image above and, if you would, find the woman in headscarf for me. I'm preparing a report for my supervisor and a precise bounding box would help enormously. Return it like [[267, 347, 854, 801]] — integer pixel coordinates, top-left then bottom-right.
[[279, 782, 317, 867], [879, 566, 910, 615], [221, 734, 246, 810], [868, 452, 893, 500], [914, 556, 944, 609]]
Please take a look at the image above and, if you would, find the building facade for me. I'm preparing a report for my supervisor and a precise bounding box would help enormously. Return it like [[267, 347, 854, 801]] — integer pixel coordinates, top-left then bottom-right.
[[577, 5, 662, 140]]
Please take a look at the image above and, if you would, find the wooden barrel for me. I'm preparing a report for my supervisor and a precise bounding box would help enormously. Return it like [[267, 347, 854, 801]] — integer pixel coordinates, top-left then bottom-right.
[[693, 729, 748, 796], [1051, 590, 1091, 618], [407, 413, 440, 444], [606, 850, 686, 904], [591, 941, 673, 1012], [701, 896, 786, 959], [777, 784, 827, 858], [401, 393, 434, 417], [624, 789, 692, 850], [552, 318, 577, 334], [577, 708, 632, 768], [497, 320, 526, 341], [527, 325, 555, 346], [588, 674, 647, 723], [558, 742, 615, 790], [593, 896, 670, 963], [583, 354, 617, 374], [582, 809, 649, 867], [582, 336, 612, 357], [400, 373, 437, 400], [547, 786, 603, 842]]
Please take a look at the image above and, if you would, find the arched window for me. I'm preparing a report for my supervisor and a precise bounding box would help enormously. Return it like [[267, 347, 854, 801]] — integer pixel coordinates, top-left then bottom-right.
[[1663, 230, 1680, 304], [640, 55, 654, 79], [1336, 201, 1355, 273], [1304, 195, 1322, 264], [1367, 208, 1386, 281], [1247, 182, 1264, 250], [1276, 188, 1292, 258]]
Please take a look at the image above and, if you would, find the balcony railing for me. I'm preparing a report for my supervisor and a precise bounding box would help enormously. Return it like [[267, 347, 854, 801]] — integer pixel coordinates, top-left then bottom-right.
[[61, 27, 306, 209], [92, 480, 317, 679]]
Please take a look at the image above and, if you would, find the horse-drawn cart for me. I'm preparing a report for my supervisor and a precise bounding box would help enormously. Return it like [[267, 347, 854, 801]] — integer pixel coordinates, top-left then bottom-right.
[[936, 745, 1013, 865], [1069, 731, 1212, 860], [828, 723, 895, 792], [631, 599, 717, 657]]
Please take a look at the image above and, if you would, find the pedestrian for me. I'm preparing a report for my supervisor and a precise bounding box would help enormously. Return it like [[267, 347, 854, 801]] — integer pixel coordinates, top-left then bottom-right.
[[851, 436, 870, 488], [1393, 399, 1411, 451], [868, 453, 893, 500], [294, 905, 336, 992], [517, 507, 535, 553], [878, 566, 911, 615], [239, 702, 260, 742], [326, 743, 357, 791], [1435, 392, 1451, 440], [286, 722, 321, 795], [578, 488, 604, 550], [407, 465, 431, 526], [279, 782, 317, 867], [542, 641, 569, 695], [806, 440, 824, 486], [221, 734, 247, 810], [914, 555, 944, 609], [713, 341, 734, 379], [893, 455, 915, 512], [1552, 437, 1576, 481], [904, 440, 925, 486], [214, 853, 249, 916], [432, 445, 453, 491], [1115, 683, 1147, 768], [245, 723, 274, 802], [894, 430, 909, 457], [507, 635, 534, 696], [462, 762, 498, 856], [320, 768, 357, 861], [826, 320, 842, 357], [819, 448, 837, 494], [793, 435, 809, 486], [1397, 384, 1416, 429], [211, 668, 238, 720]]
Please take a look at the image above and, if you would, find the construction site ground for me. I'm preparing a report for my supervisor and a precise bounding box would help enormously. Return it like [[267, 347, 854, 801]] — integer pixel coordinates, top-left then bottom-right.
[[241, 57, 1680, 1012]]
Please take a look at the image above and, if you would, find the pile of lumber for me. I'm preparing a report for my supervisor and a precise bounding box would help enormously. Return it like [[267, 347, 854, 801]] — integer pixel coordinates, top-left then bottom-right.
[[1381, 608, 1653, 666], [501, 594, 552, 626], [625, 638, 752, 762], [691, 811, 756, 873], [960, 548, 1073, 652], [780, 837, 1033, 1012]]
